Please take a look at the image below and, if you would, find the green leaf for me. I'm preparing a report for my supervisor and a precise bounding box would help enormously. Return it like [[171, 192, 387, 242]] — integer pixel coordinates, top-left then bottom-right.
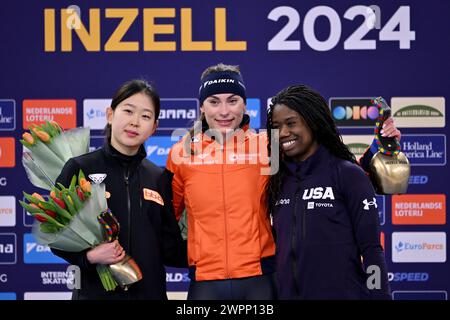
[[20, 139, 33, 148], [68, 189, 83, 211], [78, 169, 86, 182], [48, 198, 72, 220], [69, 175, 77, 192], [41, 122, 55, 138], [57, 182, 68, 192], [23, 192, 40, 205], [61, 192, 77, 216], [38, 200, 56, 212], [19, 200, 44, 214], [30, 211, 65, 228], [40, 223, 59, 233]]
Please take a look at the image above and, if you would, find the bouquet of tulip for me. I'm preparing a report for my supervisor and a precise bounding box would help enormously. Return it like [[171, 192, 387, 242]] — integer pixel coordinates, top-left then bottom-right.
[[20, 121, 90, 190], [19, 121, 142, 291]]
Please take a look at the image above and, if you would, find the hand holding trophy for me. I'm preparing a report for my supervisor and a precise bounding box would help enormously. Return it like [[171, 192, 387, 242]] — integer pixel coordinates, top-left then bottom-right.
[[368, 97, 410, 194]]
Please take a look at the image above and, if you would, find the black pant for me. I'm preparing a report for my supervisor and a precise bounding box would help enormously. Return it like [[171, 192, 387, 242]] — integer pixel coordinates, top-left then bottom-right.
[[187, 273, 277, 300]]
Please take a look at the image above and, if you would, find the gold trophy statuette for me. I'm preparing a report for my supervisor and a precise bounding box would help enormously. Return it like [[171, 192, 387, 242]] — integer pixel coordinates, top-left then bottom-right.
[[369, 97, 410, 195], [98, 210, 143, 290]]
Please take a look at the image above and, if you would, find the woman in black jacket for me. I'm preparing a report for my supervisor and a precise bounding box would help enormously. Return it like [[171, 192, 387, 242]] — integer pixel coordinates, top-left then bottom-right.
[[52, 79, 186, 299]]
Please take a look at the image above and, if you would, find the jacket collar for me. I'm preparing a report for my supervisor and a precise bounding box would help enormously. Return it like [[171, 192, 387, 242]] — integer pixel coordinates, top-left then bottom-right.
[[284, 145, 329, 179], [103, 141, 147, 165]]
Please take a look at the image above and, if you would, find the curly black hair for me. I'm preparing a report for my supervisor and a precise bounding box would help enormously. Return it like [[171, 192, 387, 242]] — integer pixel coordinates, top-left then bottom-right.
[[266, 85, 356, 214]]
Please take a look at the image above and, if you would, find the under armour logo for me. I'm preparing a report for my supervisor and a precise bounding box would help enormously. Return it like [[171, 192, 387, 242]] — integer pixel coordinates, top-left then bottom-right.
[[363, 197, 377, 210]]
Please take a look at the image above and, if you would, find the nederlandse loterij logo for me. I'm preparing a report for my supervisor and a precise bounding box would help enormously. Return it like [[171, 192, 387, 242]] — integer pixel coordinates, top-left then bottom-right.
[[392, 194, 446, 225], [23, 99, 76, 129], [391, 97, 445, 128]]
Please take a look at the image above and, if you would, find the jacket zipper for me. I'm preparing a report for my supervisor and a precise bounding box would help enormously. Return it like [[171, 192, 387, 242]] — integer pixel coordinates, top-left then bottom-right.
[[221, 149, 230, 279], [291, 189, 301, 298], [302, 201, 307, 240], [124, 166, 131, 253]]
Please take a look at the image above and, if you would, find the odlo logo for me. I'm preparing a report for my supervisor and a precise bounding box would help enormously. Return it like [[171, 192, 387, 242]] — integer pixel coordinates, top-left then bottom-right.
[[302, 187, 335, 200]]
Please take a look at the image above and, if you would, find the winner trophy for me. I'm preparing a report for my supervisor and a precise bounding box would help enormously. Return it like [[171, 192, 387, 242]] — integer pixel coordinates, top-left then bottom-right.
[[368, 97, 410, 194]]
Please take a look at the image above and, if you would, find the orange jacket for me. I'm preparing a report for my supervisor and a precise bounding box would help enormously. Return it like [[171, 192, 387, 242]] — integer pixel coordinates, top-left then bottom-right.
[[166, 128, 276, 281]]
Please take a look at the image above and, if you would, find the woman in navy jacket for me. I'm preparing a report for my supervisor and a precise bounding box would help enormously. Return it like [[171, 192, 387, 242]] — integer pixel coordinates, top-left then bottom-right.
[[267, 85, 392, 300]]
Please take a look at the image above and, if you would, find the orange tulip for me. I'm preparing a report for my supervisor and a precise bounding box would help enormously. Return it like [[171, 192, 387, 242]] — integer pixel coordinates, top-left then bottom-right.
[[32, 128, 50, 142], [50, 121, 62, 132], [22, 132, 35, 145], [80, 178, 91, 193], [32, 193, 46, 209], [32, 193, 45, 202]]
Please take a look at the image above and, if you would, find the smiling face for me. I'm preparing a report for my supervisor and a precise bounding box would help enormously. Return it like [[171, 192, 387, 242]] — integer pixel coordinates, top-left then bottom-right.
[[271, 103, 318, 162], [107, 92, 158, 155], [200, 93, 245, 135]]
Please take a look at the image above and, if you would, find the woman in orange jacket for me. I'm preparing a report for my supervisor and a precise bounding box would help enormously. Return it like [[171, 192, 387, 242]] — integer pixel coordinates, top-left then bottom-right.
[[166, 63, 277, 299]]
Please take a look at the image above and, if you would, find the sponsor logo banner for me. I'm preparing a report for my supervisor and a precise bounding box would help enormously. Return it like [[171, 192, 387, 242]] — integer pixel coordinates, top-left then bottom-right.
[[409, 175, 429, 185], [392, 194, 446, 225], [329, 98, 379, 128], [391, 97, 445, 128], [24, 292, 72, 300], [0, 292, 16, 300], [0, 233, 16, 264], [342, 135, 372, 158], [144, 136, 179, 167], [0, 138, 15, 168], [23, 233, 67, 264], [158, 99, 198, 130], [89, 136, 105, 152], [0, 100, 16, 131], [246, 98, 260, 128], [376, 195, 385, 225], [392, 232, 446, 263], [401, 134, 446, 166], [388, 272, 429, 282], [0, 196, 15, 227], [166, 267, 190, 292], [392, 291, 447, 300], [23, 99, 76, 129], [83, 99, 110, 130], [40, 270, 75, 286]]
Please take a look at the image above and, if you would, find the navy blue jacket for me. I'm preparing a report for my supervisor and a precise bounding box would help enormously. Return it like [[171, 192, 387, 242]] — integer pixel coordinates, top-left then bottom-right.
[[273, 146, 391, 300]]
